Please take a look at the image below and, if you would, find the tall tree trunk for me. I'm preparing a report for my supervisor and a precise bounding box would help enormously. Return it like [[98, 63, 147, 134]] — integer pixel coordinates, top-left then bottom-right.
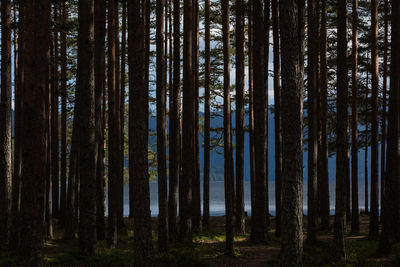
[[129, 0, 154, 264], [192, 0, 201, 234], [59, 1, 68, 227], [381, 0, 389, 213], [380, 0, 400, 253], [307, 0, 318, 244], [107, 0, 121, 248], [334, 0, 348, 260], [203, 0, 211, 231], [77, 0, 97, 254], [51, 6, 60, 220], [252, 0, 267, 243], [370, 0, 379, 238], [120, 0, 127, 229], [9, 0, 22, 252], [272, 0, 282, 238], [222, 0, 234, 255], [0, 0, 12, 250], [351, 0, 360, 233], [248, 2, 256, 239], [95, 0, 106, 241], [45, 49, 53, 239], [169, 0, 181, 239], [156, 0, 168, 252], [235, 0, 245, 235], [365, 54, 369, 214], [319, 0, 330, 231], [19, 0, 50, 264], [279, 0, 304, 264], [180, 0, 194, 244], [264, 0, 270, 227]]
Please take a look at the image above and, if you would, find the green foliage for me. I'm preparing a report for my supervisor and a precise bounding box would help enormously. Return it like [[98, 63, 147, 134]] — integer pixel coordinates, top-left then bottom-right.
[[156, 248, 207, 267], [0, 252, 16, 267], [45, 241, 134, 267]]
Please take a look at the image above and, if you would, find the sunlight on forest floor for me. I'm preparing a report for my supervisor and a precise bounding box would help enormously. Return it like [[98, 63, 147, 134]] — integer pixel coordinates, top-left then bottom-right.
[[1, 215, 400, 266]]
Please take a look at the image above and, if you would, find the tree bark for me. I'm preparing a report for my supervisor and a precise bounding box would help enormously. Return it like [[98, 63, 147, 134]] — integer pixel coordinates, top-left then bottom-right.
[[95, 0, 106, 241], [51, 7, 60, 220], [370, 0, 379, 238], [252, 0, 267, 243], [264, 0, 270, 227], [107, 0, 121, 248], [272, 0, 282, 238], [19, 0, 50, 264], [319, 0, 330, 231], [9, 0, 22, 252], [129, 0, 154, 264], [235, 0, 245, 235], [156, 0, 168, 252], [307, 0, 318, 244], [381, 0, 388, 213], [77, 0, 97, 254], [380, 0, 400, 254], [169, 0, 181, 239], [192, 0, 201, 234], [203, 0, 211, 231], [351, 0, 360, 233], [0, 0, 12, 250], [248, 2, 256, 240], [180, 0, 194, 244], [279, 0, 304, 265], [334, 0, 348, 260], [222, 0, 234, 255]]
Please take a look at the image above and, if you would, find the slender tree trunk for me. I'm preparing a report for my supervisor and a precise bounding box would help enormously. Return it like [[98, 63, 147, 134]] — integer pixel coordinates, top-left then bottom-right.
[[51, 6, 60, 220], [19, 0, 50, 264], [0, 0, 12, 250], [263, 0, 270, 227], [107, 0, 121, 248], [77, 0, 97, 254], [351, 0, 360, 233], [64, 91, 80, 240], [129, 0, 154, 264], [248, 2, 256, 239], [307, 0, 318, 244], [334, 0, 348, 260], [370, 0, 379, 238], [381, 0, 389, 209], [95, 0, 106, 240], [180, 0, 194, 244], [222, 0, 234, 255], [156, 0, 168, 252], [380, 1, 400, 253], [203, 0, 211, 231], [45, 50, 53, 239], [59, 1, 68, 227], [319, 0, 330, 231], [169, 0, 181, 239], [365, 55, 369, 214], [381, 0, 388, 213], [120, 0, 127, 229], [9, 0, 22, 252], [235, 0, 245, 235], [279, 0, 304, 264], [252, 0, 267, 243], [272, 0, 282, 238], [192, 0, 201, 234]]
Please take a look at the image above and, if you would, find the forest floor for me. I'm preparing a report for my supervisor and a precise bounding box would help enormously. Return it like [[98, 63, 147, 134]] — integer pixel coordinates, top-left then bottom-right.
[[1, 214, 400, 266]]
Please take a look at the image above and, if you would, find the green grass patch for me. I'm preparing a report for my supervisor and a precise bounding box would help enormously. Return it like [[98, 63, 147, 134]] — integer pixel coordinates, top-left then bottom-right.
[[0, 252, 16, 267], [156, 248, 207, 267]]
